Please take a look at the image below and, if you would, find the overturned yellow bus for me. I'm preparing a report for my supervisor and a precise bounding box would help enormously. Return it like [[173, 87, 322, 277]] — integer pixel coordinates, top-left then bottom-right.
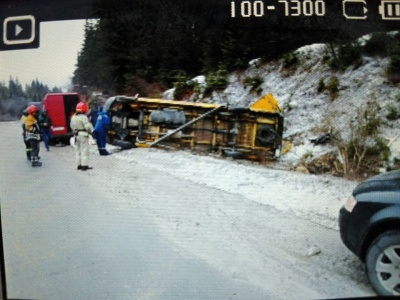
[[104, 94, 284, 160]]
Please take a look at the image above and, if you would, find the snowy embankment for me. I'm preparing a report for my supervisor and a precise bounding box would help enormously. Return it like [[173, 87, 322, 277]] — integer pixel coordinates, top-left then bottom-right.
[[113, 148, 357, 230], [227, 43, 400, 167], [164, 38, 400, 169]]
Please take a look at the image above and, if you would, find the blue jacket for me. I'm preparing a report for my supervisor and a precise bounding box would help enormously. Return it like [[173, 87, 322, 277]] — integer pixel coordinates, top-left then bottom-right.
[[88, 108, 99, 126], [94, 110, 110, 134]]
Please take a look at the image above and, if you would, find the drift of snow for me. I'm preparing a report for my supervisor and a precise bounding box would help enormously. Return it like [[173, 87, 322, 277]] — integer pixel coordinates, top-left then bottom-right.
[[113, 147, 357, 230]]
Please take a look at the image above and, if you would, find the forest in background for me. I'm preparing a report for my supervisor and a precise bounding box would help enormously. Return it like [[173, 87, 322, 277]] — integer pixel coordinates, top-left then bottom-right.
[[73, 0, 380, 96], [0, 78, 61, 121]]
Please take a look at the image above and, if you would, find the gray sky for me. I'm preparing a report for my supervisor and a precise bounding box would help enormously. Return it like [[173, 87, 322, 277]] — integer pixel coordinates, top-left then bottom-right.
[[0, 20, 86, 90]]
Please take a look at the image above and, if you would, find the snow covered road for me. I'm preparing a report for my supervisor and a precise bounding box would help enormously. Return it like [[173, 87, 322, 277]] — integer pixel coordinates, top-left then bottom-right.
[[105, 146, 374, 298], [105, 147, 375, 298]]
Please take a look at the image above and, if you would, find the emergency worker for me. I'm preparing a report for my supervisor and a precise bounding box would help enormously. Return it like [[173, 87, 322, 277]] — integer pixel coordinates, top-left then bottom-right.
[[23, 105, 42, 167], [93, 106, 111, 155], [21, 108, 31, 161], [38, 109, 52, 151], [88, 105, 99, 127], [70, 102, 93, 171]]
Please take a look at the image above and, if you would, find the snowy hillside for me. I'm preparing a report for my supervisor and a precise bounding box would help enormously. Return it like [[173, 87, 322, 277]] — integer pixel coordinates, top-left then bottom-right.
[[164, 36, 400, 178]]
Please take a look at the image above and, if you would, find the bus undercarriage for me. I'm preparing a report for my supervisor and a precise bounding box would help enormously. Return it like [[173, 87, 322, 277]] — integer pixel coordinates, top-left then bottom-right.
[[104, 94, 284, 161]]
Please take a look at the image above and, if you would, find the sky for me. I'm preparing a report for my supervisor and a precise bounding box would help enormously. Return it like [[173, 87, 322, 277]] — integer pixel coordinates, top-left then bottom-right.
[[0, 20, 86, 90]]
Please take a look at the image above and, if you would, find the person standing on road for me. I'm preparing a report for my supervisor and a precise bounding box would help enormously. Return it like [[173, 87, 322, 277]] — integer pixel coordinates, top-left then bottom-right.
[[21, 108, 32, 161], [88, 104, 99, 128], [23, 105, 42, 167], [38, 109, 53, 151], [70, 102, 93, 171], [93, 106, 111, 156]]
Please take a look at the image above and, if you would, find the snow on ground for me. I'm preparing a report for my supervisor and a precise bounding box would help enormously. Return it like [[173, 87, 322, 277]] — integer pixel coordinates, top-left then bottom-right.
[[278, 140, 337, 166], [163, 36, 400, 168], [112, 147, 357, 230]]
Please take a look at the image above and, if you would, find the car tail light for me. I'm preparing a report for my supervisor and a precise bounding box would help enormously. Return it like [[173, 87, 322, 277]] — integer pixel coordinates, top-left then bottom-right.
[[344, 195, 357, 213]]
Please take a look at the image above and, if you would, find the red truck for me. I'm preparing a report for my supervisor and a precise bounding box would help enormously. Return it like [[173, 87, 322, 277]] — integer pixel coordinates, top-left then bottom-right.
[[42, 93, 81, 143]]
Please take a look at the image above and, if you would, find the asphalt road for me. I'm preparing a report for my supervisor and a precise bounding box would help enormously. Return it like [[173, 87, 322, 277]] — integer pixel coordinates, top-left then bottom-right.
[[0, 122, 272, 299], [0, 121, 375, 299]]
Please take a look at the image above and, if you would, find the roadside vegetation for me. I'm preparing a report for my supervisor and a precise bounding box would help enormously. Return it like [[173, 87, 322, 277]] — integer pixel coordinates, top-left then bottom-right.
[[0, 78, 61, 121], [326, 32, 400, 84], [325, 33, 399, 178], [279, 32, 399, 180], [334, 102, 386, 179]]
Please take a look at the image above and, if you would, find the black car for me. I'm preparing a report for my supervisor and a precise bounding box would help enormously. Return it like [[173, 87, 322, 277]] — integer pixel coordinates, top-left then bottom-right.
[[339, 170, 400, 296]]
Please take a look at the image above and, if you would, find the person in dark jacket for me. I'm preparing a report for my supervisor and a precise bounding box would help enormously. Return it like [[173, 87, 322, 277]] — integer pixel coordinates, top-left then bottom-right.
[[88, 105, 99, 127], [23, 105, 42, 167], [38, 109, 53, 151], [93, 106, 111, 155], [21, 109, 31, 161]]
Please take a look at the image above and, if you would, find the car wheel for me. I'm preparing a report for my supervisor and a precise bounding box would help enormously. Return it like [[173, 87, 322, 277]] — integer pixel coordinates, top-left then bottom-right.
[[256, 125, 277, 146], [366, 230, 400, 296]]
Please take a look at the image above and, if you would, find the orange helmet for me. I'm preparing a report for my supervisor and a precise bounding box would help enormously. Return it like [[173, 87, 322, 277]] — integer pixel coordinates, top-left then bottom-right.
[[27, 105, 39, 114], [76, 102, 88, 113]]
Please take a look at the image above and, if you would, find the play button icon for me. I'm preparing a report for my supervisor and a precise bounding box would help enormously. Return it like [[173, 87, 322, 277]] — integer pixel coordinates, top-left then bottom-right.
[[15, 24, 23, 36], [3, 15, 35, 45]]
